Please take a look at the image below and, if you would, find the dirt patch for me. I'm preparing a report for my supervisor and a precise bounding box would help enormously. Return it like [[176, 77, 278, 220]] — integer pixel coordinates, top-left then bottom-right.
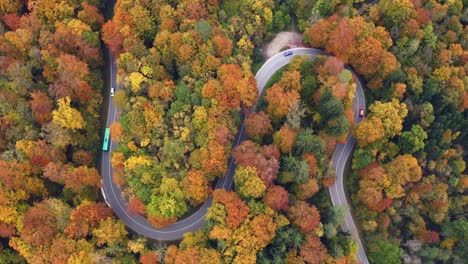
[[263, 32, 304, 59]]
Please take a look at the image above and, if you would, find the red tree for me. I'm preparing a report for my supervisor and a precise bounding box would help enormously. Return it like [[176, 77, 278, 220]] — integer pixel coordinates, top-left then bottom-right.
[[77, 2, 104, 30], [127, 197, 147, 217], [263, 185, 289, 212], [30, 91, 53, 125], [245, 111, 273, 140], [232, 141, 280, 187], [417, 230, 440, 244], [2, 14, 21, 31], [213, 190, 250, 229], [289, 201, 321, 233], [21, 202, 59, 246], [64, 202, 113, 239], [0, 222, 16, 238], [140, 251, 161, 264], [300, 234, 328, 264]]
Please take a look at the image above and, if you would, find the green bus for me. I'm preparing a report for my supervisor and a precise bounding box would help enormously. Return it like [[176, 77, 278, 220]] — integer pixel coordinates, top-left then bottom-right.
[[102, 127, 110, 151]]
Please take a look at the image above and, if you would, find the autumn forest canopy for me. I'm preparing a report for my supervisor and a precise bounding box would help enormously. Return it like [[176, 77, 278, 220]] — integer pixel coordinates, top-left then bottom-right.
[[0, 0, 467, 263]]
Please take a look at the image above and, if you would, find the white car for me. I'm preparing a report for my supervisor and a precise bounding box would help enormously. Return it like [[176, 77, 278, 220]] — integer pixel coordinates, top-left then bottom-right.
[[110, 87, 115, 97]]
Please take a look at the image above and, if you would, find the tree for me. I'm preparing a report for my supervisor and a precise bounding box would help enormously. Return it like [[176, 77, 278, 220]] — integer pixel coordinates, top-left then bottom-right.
[[30, 91, 53, 125], [77, 2, 104, 31], [211, 35, 232, 58], [286, 100, 305, 130], [304, 16, 399, 89], [300, 234, 328, 264], [353, 116, 386, 147], [102, 20, 124, 56], [399, 124, 428, 153], [283, 155, 310, 184], [273, 125, 296, 153], [329, 206, 347, 226], [109, 122, 124, 143], [0, 0, 23, 15], [52, 97, 85, 130], [43, 162, 71, 185], [194, 19, 212, 42], [180, 170, 211, 206], [263, 185, 289, 212], [127, 197, 147, 217], [234, 166, 266, 199], [203, 64, 257, 110], [245, 112, 273, 141], [72, 150, 93, 166], [45, 235, 91, 263], [2, 13, 21, 30], [140, 251, 161, 264], [279, 70, 302, 92], [385, 154, 422, 187], [64, 202, 113, 239], [265, 84, 300, 122], [294, 129, 325, 157], [212, 190, 250, 229], [263, 226, 303, 261], [249, 214, 277, 249], [375, 0, 415, 27], [326, 18, 358, 63], [66, 166, 101, 193], [233, 141, 280, 187], [41, 122, 73, 148], [303, 154, 318, 178], [201, 140, 229, 180], [369, 99, 408, 139], [0, 222, 16, 238], [0, 160, 47, 200], [441, 220, 468, 241], [368, 240, 403, 264], [148, 178, 187, 220], [313, 0, 339, 16], [21, 201, 59, 247], [324, 223, 337, 238], [358, 162, 392, 211], [293, 178, 319, 200], [289, 201, 321, 233]]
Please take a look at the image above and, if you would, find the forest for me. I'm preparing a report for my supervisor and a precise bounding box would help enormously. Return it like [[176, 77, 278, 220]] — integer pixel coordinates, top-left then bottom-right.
[[0, 0, 466, 263]]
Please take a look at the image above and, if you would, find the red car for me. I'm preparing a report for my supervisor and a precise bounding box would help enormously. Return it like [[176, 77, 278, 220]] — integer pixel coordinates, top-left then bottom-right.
[[359, 109, 365, 117]]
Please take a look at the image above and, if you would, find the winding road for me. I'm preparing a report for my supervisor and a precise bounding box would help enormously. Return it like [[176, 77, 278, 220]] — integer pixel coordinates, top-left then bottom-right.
[[101, 48, 369, 263]]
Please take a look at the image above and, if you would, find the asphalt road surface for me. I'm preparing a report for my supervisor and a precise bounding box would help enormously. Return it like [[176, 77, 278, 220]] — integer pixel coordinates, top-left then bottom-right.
[[100, 48, 369, 263]]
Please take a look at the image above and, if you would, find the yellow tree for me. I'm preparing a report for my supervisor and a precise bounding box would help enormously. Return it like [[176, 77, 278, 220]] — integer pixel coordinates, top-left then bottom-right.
[[234, 166, 267, 199], [384, 154, 422, 198], [0, 0, 23, 14], [353, 116, 386, 147], [369, 99, 408, 138], [180, 170, 211, 206], [92, 218, 128, 246], [52, 97, 85, 130]]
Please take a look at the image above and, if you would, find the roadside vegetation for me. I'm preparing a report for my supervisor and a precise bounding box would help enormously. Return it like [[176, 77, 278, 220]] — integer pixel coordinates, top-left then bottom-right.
[[304, 1, 467, 263]]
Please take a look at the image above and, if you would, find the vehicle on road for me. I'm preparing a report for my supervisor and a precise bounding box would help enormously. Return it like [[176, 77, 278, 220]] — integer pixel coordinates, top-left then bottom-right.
[[110, 87, 115, 97], [359, 108, 365, 117], [283, 50, 293, 57], [102, 127, 110, 152]]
